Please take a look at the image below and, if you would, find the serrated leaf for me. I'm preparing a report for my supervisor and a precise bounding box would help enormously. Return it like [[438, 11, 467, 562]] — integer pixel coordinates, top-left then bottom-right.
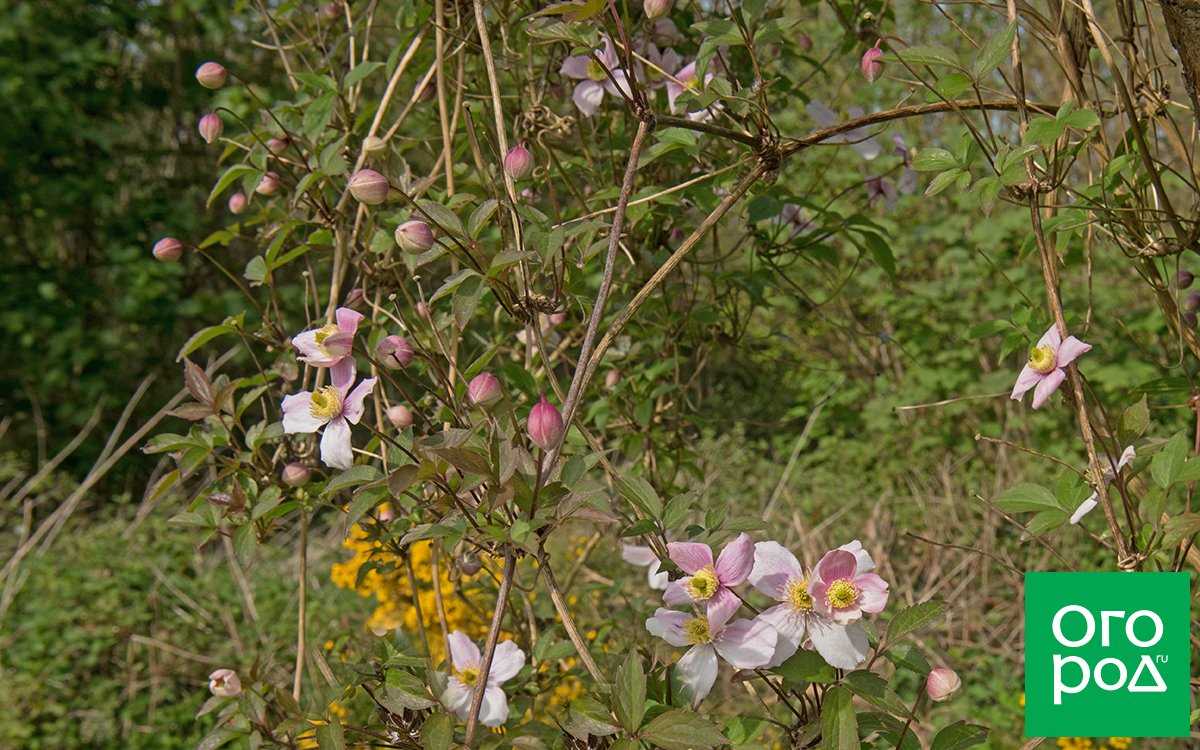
[[925, 168, 965, 196], [886, 599, 946, 642], [775, 649, 836, 685], [616, 475, 663, 519], [344, 61, 384, 89], [416, 200, 465, 237], [565, 697, 620, 738], [912, 148, 957, 172], [614, 651, 646, 732], [971, 21, 1016, 80], [420, 713, 454, 750], [931, 721, 988, 750], [324, 465, 381, 495], [207, 164, 257, 207], [642, 710, 725, 750]]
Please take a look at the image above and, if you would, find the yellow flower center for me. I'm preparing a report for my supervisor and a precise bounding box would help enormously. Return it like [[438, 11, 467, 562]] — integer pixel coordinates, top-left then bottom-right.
[[685, 567, 720, 601], [313, 323, 339, 345], [826, 579, 859, 610], [309, 386, 342, 421], [684, 616, 712, 645], [1028, 344, 1056, 374], [786, 578, 814, 612], [457, 667, 480, 686], [586, 58, 607, 82]]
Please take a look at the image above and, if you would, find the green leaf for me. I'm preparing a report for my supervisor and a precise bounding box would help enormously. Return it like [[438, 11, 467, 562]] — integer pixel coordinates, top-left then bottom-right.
[[1026, 509, 1068, 535], [324, 465, 381, 496], [1120, 396, 1150, 442], [344, 61, 384, 89], [420, 713, 454, 750], [1061, 108, 1100, 130], [995, 483, 1060, 513], [614, 651, 646, 732], [616, 475, 663, 519], [970, 21, 1016, 80], [207, 165, 257, 207], [886, 599, 946, 643], [912, 148, 957, 172], [416, 199, 465, 237], [930, 721, 988, 750], [641, 710, 726, 750], [565, 697, 620, 738], [819, 685, 858, 750], [775, 649, 837, 685], [842, 670, 912, 718], [429, 268, 481, 304], [177, 324, 235, 361], [862, 233, 896, 278], [1163, 512, 1200, 547], [890, 45, 960, 69], [468, 199, 499, 238], [382, 669, 436, 710], [1152, 432, 1189, 488], [925, 168, 965, 196], [243, 256, 268, 284], [1024, 116, 1064, 146], [316, 720, 345, 750]]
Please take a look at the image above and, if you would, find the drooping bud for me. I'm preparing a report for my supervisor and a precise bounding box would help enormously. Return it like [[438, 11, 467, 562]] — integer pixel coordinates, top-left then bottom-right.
[[643, 0, 672, 18], [503, 143, 534, 180], [415, 301, 431, 319], [267, 136, 289, 155], [925, 667, 961, 702], [861, 45, 884, 83], [459, 552, 482, 576], [198, 113, 223, 144], [153, 237, 184, 262], [377, 335, 414, 368], [228, 191, 247, 214], [1186, 290, 1200, 312], [604, 369, 621, 389], [1178, 269, 1194, 289], [256, 172, 281, 196], [362, 135, 387, 154], [195, 61, 228, 89], [387, 404, 414, 429], [527, 394, 564, 450], [344, 287, 365, 307], [208, 668, 242, 697], [395, 220, 435, 253], [348, 169, 390, 205], [282, 462, 311, 487], [468, 372, 502, 407]]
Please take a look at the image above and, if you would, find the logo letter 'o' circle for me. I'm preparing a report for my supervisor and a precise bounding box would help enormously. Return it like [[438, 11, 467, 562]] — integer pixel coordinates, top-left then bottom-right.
[[1052, 605, 1095, 648], [1093, 657, 1128, 691], [1126, 610, 1163, 648]]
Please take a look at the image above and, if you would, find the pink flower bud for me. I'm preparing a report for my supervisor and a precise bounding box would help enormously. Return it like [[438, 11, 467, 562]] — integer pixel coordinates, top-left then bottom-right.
[[362, 135, 386, 154], [1178, 270, 1194, 289], [797, 33, 813, 52], [604, 369, 621, 389], [387, 404, 413, 429], [195, 62, 228, 89], [267, 136, 289, 155], [344, 287, 365, 307], [395, 220, 435, 253], [527, 394, 564, 450], [320, 2, 342, 20], [198, 113, 223, 144], [643, 0, 672, 18], [153, 237, 183, 262], [861, 45, 884, 83], [208, 668, 242, 697], [468, 372, 502, 407], [925, 667, 961, 702], [255, 172, 281, 196], [547, 311, 566, 327], [348, 169, 390, 205], [504, 143, 534, 180], [459, 552, 482, 575], [416, 301, 431, 319], [228, 191, 247, 214], [377, 335, 414, 368], [282, 463, 311, 487], [1186, 290, 1200, 312]]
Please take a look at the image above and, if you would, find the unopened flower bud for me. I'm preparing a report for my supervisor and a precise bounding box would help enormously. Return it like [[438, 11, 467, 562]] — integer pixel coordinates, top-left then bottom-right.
[[925, 667, 961, 702], [504, 143, 534, 180], [195, 61, 228, 89], [395, 220, 435, 253], [643, 0, 672, 18], [416, 301, 431, 319], [282, 462, 311, 487], [468, 372, 502, 407], [208, 668, 242, 697], [377, 335, 414, 368], [547, 311, 566, 327], [348, 169, 390, 205], [1178, 270, 1194, 289], [797, 33, 813, 52], [861, 45, 884, 83], [387, 404, 413, 429], [153, 237, 184, 262], [267, 136, 289, 155], [228, 191, 247, 214], [344, 287, 365, 307], [256, 172, 281, 196], [527, 394, 564, 450], [320, 2, 342, 20], [459, 552, 482, 576], [1186, 290, 1200, 312], [198, 113, 223, 144], [605, 369, 621, 389], [362, 135, 386, 154]]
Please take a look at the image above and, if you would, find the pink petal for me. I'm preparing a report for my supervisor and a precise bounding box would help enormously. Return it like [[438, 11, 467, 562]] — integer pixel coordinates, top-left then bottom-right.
[[331, 358, 356, 390], [756, 604, 806, 668], [319, 417, 354, 469], [1069, 493, 1098, 525], [813, 549, 857, 583], [837, 540, 875, 574], [663, 578, 692, 606], [1036, 323, 1062, 351], [342, 377, 377, 424], [712, 617, 777, 669], [749, 541, 803, 600], [675, 645, 718, 707], [281, 392, 324, 433], [706, 587, 741, 630], [560, 55, 590, 80], [603, 68, 633, 99], [448, 631, 481, 672], [621, 544, 657, 567], [599, 36, 619, 67], [855, 573, 889, 614], [1115, 445, 1136, 472], [478, 685, 509, 727], [573, 81, 605, 117], [335, 306, 363, 335], [1011, 364, 1043, 401], [291, 330, 328, 364], [320, 331, 354, 360], [667, 541, 714, 574], [645, 608, 692, 647], [808, 619, 869, 669], [1056, 336, 1091, 367], [487, 640, 525, 685], [1031, 367, 1067, 409], [715, 533, 754, 585]]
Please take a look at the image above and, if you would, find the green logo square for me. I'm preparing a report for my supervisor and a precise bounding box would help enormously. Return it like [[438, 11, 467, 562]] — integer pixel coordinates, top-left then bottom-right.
[[1024, 572, 1191, 737]]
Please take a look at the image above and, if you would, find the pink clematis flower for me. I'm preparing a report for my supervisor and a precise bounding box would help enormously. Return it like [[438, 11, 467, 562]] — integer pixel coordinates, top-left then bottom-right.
[[642, 43, 683, 91], [281, 365, 376, 470], [621, 544, 670, 590], [665, 60, 719, 121], [560, 37, 632, 117], [646, 605, 776, 706], [1010, 324, 1091, 409], [748, 541, 872, 669], [440, 631, 525, 727], [663, 533, 753, 625], [208, 668, 241, 697], [808, 542, 889, 624], [1069, 445, 1136, 524], [291, 307, 364, 386]]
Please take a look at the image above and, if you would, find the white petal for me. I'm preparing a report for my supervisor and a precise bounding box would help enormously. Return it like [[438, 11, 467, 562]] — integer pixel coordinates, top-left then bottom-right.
[[646, 608, 691, 647], [808, 619, 869, 670], [441, 678, 472, 720], [478, 685, 510, 727], [342, 377, 376, 424], [319, 417, 354, 470], [281, 392, 324, 433], [647, 561, 670, 591], [756, 604, 807, 668], [448, 631, 481, 672], [487, 640, 525, 685], [1069, 493, 1099, 525], [675, 645, 718, 707], [713, 617, 776, 669], [573, 81, 605, 117], [749, 541, 803, 600], [622, 544, 657, 567]]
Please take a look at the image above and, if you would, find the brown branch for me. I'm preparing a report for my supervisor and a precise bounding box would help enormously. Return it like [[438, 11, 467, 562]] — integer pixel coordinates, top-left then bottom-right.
[[464, 550, 516, 745]]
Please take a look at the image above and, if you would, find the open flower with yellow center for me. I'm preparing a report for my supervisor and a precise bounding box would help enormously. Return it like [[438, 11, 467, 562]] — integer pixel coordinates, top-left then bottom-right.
[[291, 306, 364, 385], [1010, 323, 1091, 409], [440, 631, 525, 727], [665, 60, 720, 122], [747, 541, 873, 669], [558, 36, 633, 117], [809, 543, 889, 625], [281, 364, 376, 470], [621, 544, 669, 590], [646, 605, 775, 707], [663, 533, 754, 625]]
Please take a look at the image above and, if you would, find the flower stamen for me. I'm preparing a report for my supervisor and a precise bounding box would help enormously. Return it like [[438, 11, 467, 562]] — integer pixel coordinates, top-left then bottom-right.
[[825, 579, 859, 610], [309, 385, 342, 421], [786, 578, 814, 612], [683, 616, 712, 645], [1027, 344, 1056, 374], [684, 567, 720, 601], [456, 667, 480, 686]]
